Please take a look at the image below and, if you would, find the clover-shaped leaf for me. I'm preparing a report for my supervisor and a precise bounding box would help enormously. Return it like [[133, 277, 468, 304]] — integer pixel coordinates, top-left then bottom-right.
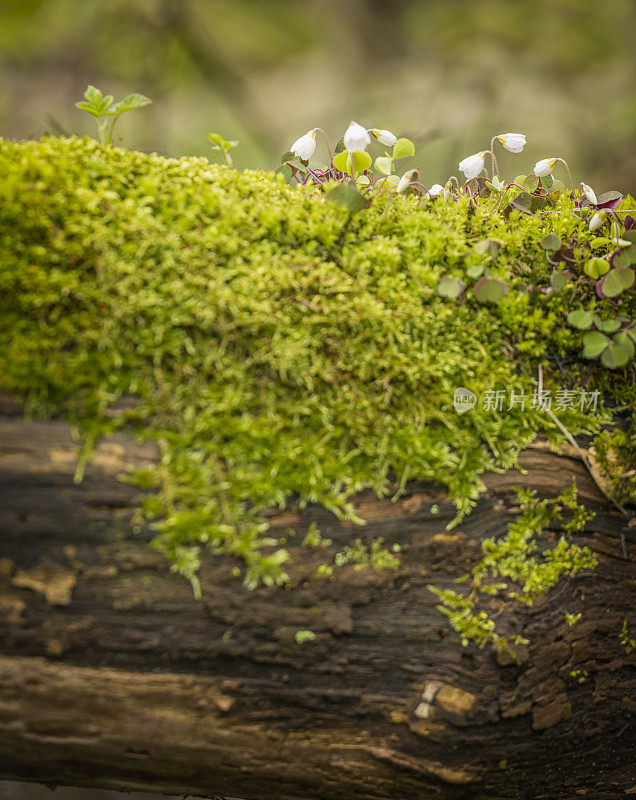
[[540, 233, 561, 251], [592, 315, 621, 333], [374, 156, 393, 176], [567, 310, 593, 330], [392, 138, 415, 159], [473, 278, 508, 304], [325, 183, 367, 213], [584, 257, 610, 279], [582, 331, 609, 359], [437, 277, 465, 299], [599, 266, 635, 298]]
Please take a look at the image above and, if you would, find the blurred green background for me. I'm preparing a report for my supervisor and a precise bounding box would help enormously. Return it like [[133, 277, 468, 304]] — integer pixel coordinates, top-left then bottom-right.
[[1, 0, 634, 191]]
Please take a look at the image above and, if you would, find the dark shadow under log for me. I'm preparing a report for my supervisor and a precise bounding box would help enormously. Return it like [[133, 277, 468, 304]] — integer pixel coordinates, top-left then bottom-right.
[[0, 410, 634, 800]]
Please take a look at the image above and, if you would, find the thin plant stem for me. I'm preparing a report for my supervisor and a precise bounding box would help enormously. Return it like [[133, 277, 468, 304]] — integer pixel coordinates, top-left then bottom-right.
[[314, 127, 333, 162], [493, 183, 528, 214], [489, 137, 500, 180], [556, 158, 576, 197], [537, 365, 628, 518]]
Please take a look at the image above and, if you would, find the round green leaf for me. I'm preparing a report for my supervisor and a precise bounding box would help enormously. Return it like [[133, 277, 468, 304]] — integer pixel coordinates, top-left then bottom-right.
[[590, 237, 611, 249], [524, 175, 540, 193], [325, 184, 367, 213], [375, 175, 399, 189], [392, 138, 415, 159], [551, 271, 569, 290], [582, 330, 609, 359], [600, 267, 635, 298], [473, 278, 508, 304], [601, 342, 632, 369], [616, 245, 636, 267], [584, 257, 610, 279], [592, 315, 621, 333], [274, 163, 293, 183], [540, 233, 561, 251], [466, 264, 484, 279], [567, 310, 593, 330], [437, 277, 465, 300], [511, 192, 532, 213], [549, 179, 565, 194], [332, 151, 349, 173], [473, 238, 501, 256], [333, 150, 371, 176], [374, 156, 393, 176], [595, 190, 623, 206], [613, 332, 635, 359], [541, 174, 554, 190]]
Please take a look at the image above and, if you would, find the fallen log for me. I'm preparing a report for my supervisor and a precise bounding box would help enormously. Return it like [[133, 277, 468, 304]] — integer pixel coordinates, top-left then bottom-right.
[[0, 410, 633, 800]]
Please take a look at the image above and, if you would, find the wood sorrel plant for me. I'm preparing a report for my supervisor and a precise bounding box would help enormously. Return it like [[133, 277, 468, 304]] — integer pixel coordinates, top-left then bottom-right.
[[279, 122, 635, 369]]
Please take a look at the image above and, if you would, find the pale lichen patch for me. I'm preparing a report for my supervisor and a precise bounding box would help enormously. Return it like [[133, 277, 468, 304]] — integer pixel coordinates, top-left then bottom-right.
[[12, 558, 77, 606]]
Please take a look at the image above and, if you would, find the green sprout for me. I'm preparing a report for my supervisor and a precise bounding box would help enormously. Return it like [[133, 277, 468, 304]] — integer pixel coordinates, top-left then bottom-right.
[[76, 85, 151, 145], [206, 132, 239, 167]]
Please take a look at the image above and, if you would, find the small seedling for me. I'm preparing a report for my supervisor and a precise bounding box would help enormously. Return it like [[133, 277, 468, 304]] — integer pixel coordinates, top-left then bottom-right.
[[76, 85, 151, 145], [206, 133, 239, 167]]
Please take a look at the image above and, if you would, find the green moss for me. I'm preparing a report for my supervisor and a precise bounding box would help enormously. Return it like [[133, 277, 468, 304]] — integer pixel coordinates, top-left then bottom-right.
[[429, 482, 598, 653], [0, 136, 632, 590], [592, 412, 636, 506]]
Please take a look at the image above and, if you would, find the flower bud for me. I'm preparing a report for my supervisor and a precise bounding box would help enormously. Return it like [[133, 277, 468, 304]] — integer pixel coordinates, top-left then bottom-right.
[[343, 121, 371, 153], [369, 128, 397, 147], [496, 133, 527, 153], [589, 210, 607, 232], [290, 129, 317, 161], [458, 152, 486, 180], [396, 169, 418, 193], [581, 183, 597, 205], [533, 158, 558, 178]]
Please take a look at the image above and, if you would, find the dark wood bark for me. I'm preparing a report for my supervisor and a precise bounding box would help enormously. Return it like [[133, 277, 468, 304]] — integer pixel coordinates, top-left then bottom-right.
[[0, 407, 634, 800]]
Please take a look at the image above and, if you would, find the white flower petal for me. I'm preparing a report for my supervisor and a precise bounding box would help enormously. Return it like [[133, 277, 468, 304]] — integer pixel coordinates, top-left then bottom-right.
[[497, 133, 527, 153], [589, 210, 607, 231], [369, 128, 397, 147], [533, 158, 557, 178], [428, 183, 444, 197], [290, 130, 317, 161], [581, 183, 597, 205], [396, 169, 417, 193], [343, 121, 371, 153], [458, 152, 486, 180]]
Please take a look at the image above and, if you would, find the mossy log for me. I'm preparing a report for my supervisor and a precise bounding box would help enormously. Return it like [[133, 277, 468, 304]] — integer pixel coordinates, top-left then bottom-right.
[[0, 405, 633, 800]]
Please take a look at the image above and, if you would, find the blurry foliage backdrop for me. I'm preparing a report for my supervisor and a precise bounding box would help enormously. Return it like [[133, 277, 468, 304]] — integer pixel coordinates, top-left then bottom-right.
[[1, 0, 635, 190]]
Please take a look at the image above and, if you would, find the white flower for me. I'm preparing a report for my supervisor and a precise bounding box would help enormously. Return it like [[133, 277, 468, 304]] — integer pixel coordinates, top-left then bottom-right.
[[343, 121, 371, 153], [581, 183, 597, 205], [496, 133, 527, 153], [369, 128, 397, 147], [396, 169, 418, 193], [533, 158, 558, 178], [290, 129, 317, 161], [458, 152, 486, 180], [589, 210, 607, 232], [428, 183, 444, 197]]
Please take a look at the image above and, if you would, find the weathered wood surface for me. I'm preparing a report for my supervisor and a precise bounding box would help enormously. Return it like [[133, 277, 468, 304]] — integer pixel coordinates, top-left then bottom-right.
[[0, 410, 634, 800]]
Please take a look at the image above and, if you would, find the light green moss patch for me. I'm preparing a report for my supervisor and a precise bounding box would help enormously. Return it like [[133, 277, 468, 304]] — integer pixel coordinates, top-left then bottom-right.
[[0, 136, 631, 591]]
